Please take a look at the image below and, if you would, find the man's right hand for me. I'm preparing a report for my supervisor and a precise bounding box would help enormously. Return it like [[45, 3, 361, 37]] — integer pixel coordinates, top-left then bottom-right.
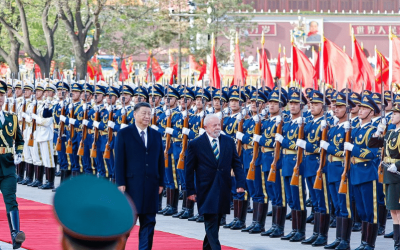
[[188, 194, 196, 201], [118, 186, 126, 193]]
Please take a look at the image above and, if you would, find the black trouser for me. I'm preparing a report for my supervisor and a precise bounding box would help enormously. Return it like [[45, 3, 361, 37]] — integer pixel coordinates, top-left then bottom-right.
[[203, 214, 223, 250], [0, 174, 18, 213], [138, 214, 156, 250]]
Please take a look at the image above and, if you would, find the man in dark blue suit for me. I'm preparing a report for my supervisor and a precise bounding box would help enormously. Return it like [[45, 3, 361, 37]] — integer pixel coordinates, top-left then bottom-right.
[[186, 114, 246, 250], [115, 102, 165, 250]]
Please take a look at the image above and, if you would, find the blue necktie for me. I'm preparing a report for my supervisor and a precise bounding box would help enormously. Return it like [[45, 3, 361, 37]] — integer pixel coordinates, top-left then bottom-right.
[[212, 139, 219, 160], [140, 131, 146, 147]]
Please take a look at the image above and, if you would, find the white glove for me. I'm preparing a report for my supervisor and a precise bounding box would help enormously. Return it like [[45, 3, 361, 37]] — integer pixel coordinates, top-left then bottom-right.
[[46, 98, 51, 105], [381, 117, 387, 126], [241, 109, 247, 117], [236, 113, 243, 121], [182, 127, 191, 135], [275, 133, 283, 143], [14, 153, 22, 165], [253, 134, 262, 143], [32, 99, 37, 106], [44, 103, 49, 109], [151, 108, 155, 115], [93, 105, 99, 112], [321, 120, 327, 130], [83, 103, 87, 111], [165, 109, 171, 116], [82, 119, 89, 126], [333, 116, 340, 126], [121, 108, 126, 115], [21, 112, 27, 118], [150, 125, 158, 131], [165, 127, 174, 135], [253, 114, 260, 123], [199, 128, 206, 135], [182, 110, 188, 118], [121, 123, 128, 129], [223, 107, 230, 115], [107, 121, 115, 129], [343, 121, 350, 130], [275, 115, 282, 126], [296, 117, 304, 125], [207, 107, 214, 114], [93, 121, 100, 128], [375, 122, 386, 136], [60, 115, 66, 122], [216, 112, 222, 120], [59, 101, 64, 108], [320, 140, 330, 150], [163, 105, 167, 111], [236, 131, 244, 141], [261, 108, 267, 117], [388, 163, 398, 173], [198, 110, 205, 118], [69, 118, 76, 124], [296, 139, 307, 149], [344, 142, 354, 151], [192, 106, 197, 112], [68, 103, 73, 110], [31, 113, 39, 120]]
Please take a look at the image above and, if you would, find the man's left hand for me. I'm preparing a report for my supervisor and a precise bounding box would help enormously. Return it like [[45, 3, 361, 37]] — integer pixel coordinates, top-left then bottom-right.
[[236, 187, 245, 193], [159, 186, 163, 194], [188, 194, 197, 201]]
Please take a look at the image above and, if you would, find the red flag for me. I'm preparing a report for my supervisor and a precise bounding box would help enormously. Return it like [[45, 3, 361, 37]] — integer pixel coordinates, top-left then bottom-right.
[[169, 52, 178, 85], [284, 54, 291, 86], [292, 45, 315, 88], [111, 55, 118, 71], [87, 60, 95, 79], [128, 56, 134, 74], [232, 42, 245, 87], [146, 52, 164, 82], [275, 45, 281, 79], [391, 35, 400, 85], [209, 43, 221, 88], [87, 55, 104, 80], [119, 58, 129, 81], [259, 48, 274, 88], [313, 47, 320, 81], [352, 38, 374, 92], [375, 49, 389, 91], [198, 60, 207, 81], [323, 38, 354, 91]]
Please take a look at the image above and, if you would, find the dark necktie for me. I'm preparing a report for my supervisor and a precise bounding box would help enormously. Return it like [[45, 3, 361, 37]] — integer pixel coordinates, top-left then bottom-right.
[[141, 131, 146, 146], [212, 139, 219, 160]]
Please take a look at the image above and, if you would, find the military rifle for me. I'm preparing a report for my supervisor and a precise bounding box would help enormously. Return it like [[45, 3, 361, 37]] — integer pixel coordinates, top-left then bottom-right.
[[164, 84, 172, 168], [378, 61, 388, 183], [104, 76, 116, 159], [236, 80, 244, 156], [56, 74, 66, 151], [28, 72, 38, 147], [247, 79, 261, 180], [90, 76, 100, 158], [177, 80, 189, 170], [77, 78, 89, 156], [291, 81, 305, 186], [339, 82, 352, 194], [65, 73, 77, 154]]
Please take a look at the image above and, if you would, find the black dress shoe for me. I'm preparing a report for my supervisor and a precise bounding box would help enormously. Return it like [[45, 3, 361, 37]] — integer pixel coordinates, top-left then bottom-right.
[[196, 215, 204, 223], [384, 231, 394, 238], [188, 214, 199, 221]]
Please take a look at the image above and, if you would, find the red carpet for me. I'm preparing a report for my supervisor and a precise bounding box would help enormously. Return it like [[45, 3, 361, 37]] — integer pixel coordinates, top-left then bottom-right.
[[0, 195, 240, 250]]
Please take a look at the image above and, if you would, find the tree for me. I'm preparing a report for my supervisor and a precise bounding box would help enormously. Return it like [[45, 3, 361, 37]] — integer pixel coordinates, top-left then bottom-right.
[[54, 0, 106, 77], [0, 2, 20, 75]]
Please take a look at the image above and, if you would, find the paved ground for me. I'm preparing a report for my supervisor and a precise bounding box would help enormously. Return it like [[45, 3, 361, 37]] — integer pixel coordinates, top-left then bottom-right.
[[1, 176, 394, 250]]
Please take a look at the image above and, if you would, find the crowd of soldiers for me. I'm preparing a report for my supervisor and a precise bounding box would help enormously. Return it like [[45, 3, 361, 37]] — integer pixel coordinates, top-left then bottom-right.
[[3, 74, 400, 250]]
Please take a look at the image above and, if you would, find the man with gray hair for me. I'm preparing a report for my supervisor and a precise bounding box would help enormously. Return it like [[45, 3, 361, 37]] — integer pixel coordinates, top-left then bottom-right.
[[185, 114, 246, 250]]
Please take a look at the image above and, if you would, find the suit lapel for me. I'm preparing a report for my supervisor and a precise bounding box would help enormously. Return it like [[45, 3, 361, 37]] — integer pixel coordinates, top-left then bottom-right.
[[202, 133, 218, 166]]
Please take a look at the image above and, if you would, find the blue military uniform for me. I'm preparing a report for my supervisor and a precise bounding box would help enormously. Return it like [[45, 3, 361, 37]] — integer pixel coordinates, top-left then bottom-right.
[[79, 84, 95, 175]]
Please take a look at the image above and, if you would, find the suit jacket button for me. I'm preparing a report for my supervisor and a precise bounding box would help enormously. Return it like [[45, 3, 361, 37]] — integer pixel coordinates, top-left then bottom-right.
[[146, 164, 148, 166], [146, 152, 148, 154]]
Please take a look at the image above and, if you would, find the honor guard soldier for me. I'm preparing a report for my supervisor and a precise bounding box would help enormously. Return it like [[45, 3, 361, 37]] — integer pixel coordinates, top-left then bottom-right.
[[212, 89, 229, 121], [35, 82, 58, 189], [60, 83, 84, 176], [300, 90, 332, 246], [368, 104, 400, 250], [147, 84, 165, 126], [0, 80, 26, 249], [276, 89, 308, 242], [54, 175, 135, 250], [110, 84, 135, 132], [344, 95, 379, 250], [152, 86, 181, 216], [350, 92, 362, 128], [19, 81, 37, 186], [258, 90, 288, 238]]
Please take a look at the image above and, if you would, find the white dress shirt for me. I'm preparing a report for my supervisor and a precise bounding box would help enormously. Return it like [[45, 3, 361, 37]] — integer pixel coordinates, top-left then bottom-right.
[[207, 133, 220, 152], [136, 124, 148, 147]]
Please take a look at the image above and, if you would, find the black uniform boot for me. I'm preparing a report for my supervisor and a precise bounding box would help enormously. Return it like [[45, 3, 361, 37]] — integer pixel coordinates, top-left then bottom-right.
[[231, 199, 248, 230], [377, 204, 387, 236], [384, 231, 394, 238], [180, 197, 194, 219], [355, 221, 369, 250], [28, 165, 38, 187], [160, 188, 171, 214], [336, 217, 352, 250], [250, 203, 268, 234], [393, 224, 400, 250], [7, 210, 25, 249], [262, 205, 277, 236], [39, 168, 55, 190], [306, 206, 315, 224], [270, 206, 287, 238], [281, 209, 297, 240], [164, 189, 179, 216], [302, 212, 320, 244], [364, 223, 378, 250], [290, 210, 306, 242], [196, 215, 204, 223], [173, 190, 187, 218], [21, 163, 34, 185], [352, 201, 362, 232], [286, 210, 292, 220], [224, 199, 239, 228], [324, 216, 342, 249], [31, 166, 44, 187], [312, 213, 330, 246], [188, 213, 199, 222], [17, 162, 26, 184], [242, 202, 259, 232]]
